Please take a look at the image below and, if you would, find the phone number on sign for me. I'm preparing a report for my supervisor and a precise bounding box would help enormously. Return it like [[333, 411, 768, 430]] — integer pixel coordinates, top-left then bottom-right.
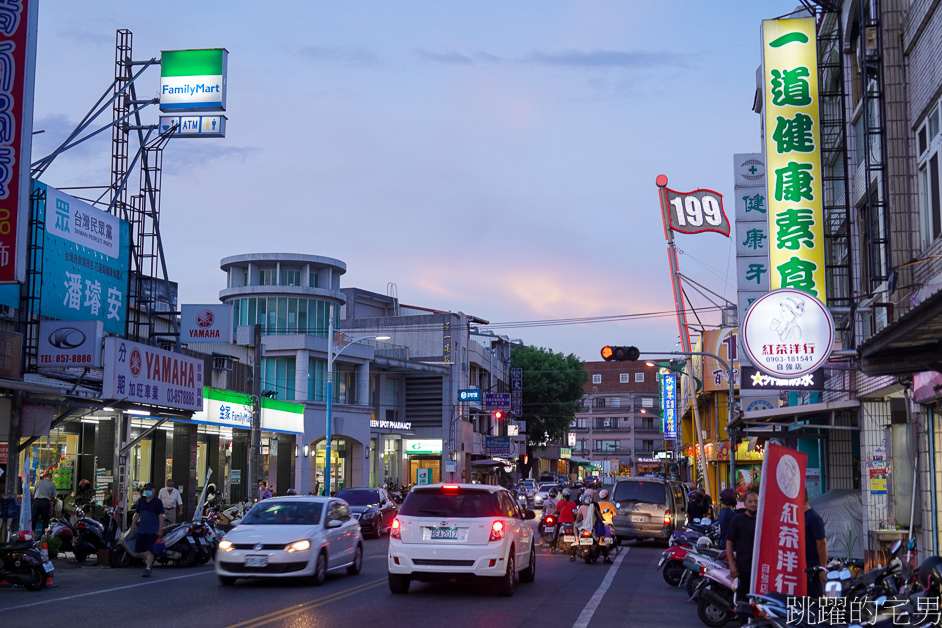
[[40, 354, 94, 364]]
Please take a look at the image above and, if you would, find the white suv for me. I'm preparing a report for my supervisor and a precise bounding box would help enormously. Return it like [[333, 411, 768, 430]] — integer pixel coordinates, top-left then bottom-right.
[[387, 483, 537, 596]]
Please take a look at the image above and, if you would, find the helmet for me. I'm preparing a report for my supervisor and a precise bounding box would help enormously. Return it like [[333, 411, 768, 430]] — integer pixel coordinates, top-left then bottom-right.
[[580, 494, 593, 505], [548, 488, 558, 498], [697, 536, 712, 549], [687, 490, 702, 504], [561, 488, 571, 498], [719, 488, 737, 506], [918, 556, 942, 594], [286, 488, 297, 495], [598, 489, 609, 500], [16, 530, 34, 542]]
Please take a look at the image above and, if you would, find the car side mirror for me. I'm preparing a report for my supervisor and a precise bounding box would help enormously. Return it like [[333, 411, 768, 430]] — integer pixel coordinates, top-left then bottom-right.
[[524, 509, 537, 520], [326, 519, 343, 529]]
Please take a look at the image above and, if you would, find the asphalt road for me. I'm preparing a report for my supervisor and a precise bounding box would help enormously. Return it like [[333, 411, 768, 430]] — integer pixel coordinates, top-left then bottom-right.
[[0, 527, 708, 627]]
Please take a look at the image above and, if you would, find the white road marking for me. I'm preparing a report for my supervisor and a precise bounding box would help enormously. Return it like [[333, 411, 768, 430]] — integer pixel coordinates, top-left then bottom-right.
[[0, 567, 216, 611], [572, 548, 628, 628]]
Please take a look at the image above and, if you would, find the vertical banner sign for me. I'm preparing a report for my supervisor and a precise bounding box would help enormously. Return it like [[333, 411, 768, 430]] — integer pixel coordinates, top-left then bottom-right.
[[751, 442, 808, 597], [734, 153, 770, 336], [762, 19, 826, 304], [35, 182, 130, 335], [661, 373, 677, 439], [0, 0, 38, 284], [510, 367, 523, 417]]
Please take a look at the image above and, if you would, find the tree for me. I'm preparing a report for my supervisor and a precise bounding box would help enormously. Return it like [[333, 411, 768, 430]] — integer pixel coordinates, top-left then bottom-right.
[[510, 345, 587, 477]]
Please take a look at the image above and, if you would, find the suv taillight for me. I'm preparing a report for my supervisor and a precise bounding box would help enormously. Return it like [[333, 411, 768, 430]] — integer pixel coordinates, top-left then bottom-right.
[[489, 521, 505, 542], [391, 518, 401, 540], [664, 510, 672, 525]]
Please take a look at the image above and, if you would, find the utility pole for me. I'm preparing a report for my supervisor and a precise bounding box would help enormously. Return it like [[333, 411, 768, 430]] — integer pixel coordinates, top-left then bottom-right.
[[249, 323, 262, 494]]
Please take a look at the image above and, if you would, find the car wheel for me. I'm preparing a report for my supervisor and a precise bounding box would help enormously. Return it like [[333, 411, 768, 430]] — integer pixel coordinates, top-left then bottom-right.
[[311, 551, 328, 586], [218, 575, 237, 586], [373, 519, 381, 538], [388, 572, 410, 594], [520, 546, 536, 583], [347, 544, 363, 576], [494, 553, 515, 596]]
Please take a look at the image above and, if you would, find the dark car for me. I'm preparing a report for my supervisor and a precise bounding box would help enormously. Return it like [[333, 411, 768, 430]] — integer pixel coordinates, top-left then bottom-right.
[[335, 488, 398, 537]]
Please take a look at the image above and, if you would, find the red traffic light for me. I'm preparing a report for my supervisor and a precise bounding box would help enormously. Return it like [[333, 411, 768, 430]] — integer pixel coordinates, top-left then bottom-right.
[[601, 345, 640, 361], [494, 410, 504, 420]]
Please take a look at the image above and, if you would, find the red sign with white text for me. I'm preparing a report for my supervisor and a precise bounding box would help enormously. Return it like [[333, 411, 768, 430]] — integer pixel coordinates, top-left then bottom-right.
[[751, 443, 807, 597], [0, 1, 38, 283]]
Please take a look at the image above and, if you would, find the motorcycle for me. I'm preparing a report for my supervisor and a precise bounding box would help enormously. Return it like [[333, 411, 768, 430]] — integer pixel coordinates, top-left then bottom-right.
[[540, 513, 558, 551], [112, 521, 199, 568], [72, 505, 119, 563], [557, 522, 576, 555], [692, 561, 737, 627], [0, 532, 54, 591], [45, 516, 76, 554]]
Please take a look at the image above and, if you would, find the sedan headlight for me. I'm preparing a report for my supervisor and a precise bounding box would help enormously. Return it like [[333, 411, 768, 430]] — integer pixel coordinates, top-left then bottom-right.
[[360, 510, 376, 519], [218, 540, 234, 552], [285, 539, 311, 553]]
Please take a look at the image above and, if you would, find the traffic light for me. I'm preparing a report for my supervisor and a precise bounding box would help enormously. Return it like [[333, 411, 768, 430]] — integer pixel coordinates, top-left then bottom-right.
[[600, 345, 640, 361], [493, 410, 504, 420]]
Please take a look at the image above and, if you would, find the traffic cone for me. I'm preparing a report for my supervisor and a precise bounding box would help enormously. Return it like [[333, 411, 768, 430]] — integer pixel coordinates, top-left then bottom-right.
[[40, 542, 57, 588]]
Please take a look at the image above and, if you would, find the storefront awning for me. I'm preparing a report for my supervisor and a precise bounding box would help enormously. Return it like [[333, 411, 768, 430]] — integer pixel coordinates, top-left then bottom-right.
[[470, 458, 507, 467], [729, 398, 860, 437], [859, 287, 942, 376], [569, 456, 594, 466]]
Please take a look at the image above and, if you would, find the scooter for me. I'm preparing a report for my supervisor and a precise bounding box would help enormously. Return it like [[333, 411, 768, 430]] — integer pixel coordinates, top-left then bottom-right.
[[557, 522, 576, 555], [46, 516, 76, 554], [540, 513, 558, 552], [692, 562, 737, 627], [0, 532, 54, 591], [72, 505, 118, 563], [111, 522, 199, 568]]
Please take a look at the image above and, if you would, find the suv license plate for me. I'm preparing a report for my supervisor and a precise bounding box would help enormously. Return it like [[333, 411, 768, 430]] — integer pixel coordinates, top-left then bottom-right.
[[563, 535, 576, 543], [244, 555, 268, 567], [430, 527, 458, 540], [631, 516, 644, 523]]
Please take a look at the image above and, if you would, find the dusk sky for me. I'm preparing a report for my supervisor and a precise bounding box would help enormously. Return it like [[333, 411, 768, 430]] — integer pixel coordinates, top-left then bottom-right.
[[31, 1, 802, 361]]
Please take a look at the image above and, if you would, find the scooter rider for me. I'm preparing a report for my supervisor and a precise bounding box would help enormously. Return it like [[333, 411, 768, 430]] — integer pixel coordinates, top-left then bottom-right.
[[538, 488, 559, 546], [556, 488, 577, 556], [572, 492, 598, 562]]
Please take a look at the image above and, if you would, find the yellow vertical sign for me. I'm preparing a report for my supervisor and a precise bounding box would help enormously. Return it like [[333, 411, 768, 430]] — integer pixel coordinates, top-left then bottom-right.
[[762, 18, 826, 304]]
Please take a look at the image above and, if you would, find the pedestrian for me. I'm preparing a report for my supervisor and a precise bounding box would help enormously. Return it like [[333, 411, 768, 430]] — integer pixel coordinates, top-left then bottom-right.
[[158, 478, 184, 525], [700, 488, 715, 520], [726, 492, 759, 601], [127, 482, 165, 578], [258, 480, 272, 501], [805, 496, 828, 598], [716, 488, 738, 551], [32, 471, 57, 535]]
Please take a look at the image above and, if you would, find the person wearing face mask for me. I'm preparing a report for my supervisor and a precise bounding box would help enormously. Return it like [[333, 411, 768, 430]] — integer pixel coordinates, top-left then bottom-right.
[[726, 491, 759, 602], [128, 482, 165, 578], [158, 478, 183, 525]]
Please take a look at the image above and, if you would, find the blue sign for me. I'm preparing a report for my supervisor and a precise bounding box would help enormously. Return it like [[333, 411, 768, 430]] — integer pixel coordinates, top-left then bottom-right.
[[483, 392, 511, 410], [34, 182, 130, 335], [159, 115, 227, 138], [484, 436, 513, 456], [661, 374, 677, 440], [458, 388, 481, 402]]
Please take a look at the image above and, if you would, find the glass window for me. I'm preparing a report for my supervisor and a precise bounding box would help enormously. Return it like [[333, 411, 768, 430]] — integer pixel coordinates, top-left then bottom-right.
[[281, 269, 300, 286], [263, 357, 296, 400], [610, 397, 621, 408], [612, 480, 667, 504], [242, 501, 322, 525], [593, 398, 606, 409], [592, 374, 601, 384], [298, 299, 308, 333], [267, 297, 277, 332], [277, 297, 288, 334], [288, 298, 298, 332], [635, 373, 645, 383], [641, 397, 655, 408], [316, 301, 326, 336], [930, 106, 940, 142], [399, 488, 502, 517], [619, 373, 629, 383], [248, 298, 257, 326], [257, 297, 267, 330]]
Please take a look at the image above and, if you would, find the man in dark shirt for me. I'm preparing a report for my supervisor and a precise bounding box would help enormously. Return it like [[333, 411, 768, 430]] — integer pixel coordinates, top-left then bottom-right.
[[726, 492, 758, 601], [805, 499, 828, 598], [128, 482, 165, 578], [716, 488, 738, 551]]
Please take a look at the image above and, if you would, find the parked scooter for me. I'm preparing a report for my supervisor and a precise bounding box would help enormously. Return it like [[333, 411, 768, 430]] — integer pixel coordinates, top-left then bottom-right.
[[691, 561, 737, 627], [0, 531, 54, 591], [72, 505, 119, 563], [45, 516, 76, 554], [112, 521, 199, 568]]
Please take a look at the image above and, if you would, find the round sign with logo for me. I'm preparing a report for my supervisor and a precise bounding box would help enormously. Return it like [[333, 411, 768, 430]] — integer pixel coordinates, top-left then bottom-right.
[[741, 288, 834, 378]]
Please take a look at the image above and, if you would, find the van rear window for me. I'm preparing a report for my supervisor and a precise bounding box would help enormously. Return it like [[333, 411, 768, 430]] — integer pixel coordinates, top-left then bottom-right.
[[612, 481, 667, 504], [399, 488, 502, 518]]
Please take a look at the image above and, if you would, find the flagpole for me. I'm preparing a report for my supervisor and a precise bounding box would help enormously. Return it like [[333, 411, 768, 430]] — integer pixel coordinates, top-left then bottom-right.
[[656, 175, 711, 490]]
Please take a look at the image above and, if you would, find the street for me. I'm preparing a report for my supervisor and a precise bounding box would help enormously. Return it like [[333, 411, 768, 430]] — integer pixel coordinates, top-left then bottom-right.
[[0, 530, 705, 628]]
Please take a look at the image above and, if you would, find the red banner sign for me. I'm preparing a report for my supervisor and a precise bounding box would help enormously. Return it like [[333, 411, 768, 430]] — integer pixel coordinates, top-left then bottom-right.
[[751, 442, 807, 597], [0, 0, 38, 284]]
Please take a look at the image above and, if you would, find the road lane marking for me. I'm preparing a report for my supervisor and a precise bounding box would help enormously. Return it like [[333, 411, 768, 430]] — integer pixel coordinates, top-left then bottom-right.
[[572, 548, 628, 628], [0, 567, 216, 612], [227, 577, 386, 628]]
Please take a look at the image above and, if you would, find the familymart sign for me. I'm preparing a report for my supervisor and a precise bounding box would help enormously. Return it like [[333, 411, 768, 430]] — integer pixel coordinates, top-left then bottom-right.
[[160, 48, 228, 112]]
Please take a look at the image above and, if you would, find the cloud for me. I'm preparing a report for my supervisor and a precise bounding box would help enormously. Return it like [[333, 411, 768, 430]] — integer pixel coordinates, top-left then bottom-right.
[[31, 113, 111, 164], [525, 49, 686, 69], [414, 49, 474, 65], [299, 45, 379, 67], [162, 144, 260, 175], [57, 28, 111, 47]]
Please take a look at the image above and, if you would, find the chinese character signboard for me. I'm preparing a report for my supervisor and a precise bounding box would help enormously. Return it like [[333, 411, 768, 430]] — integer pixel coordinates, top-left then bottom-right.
[[36, 182, 130, 335], [159, 48, 228, 112], [510, 367, 523, 417], [752, 442, 808, 597], [664, 188, 730, 236], [762, 19, 826, 303], [102, 337, 204, 412], [699, 328, 741, 392], [741, 288, 835, 378], [734, 153, 770, 333], [0, 0, 38, 284], [484, 436, 513, 457], [661, 373, 677, 439]]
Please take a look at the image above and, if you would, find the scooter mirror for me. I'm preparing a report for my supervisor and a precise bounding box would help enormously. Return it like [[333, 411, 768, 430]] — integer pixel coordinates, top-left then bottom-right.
[[693, 518, 701, 525], [700, 518, 711, 526], [827, 570, 841, 580], [839, 568, 852, 580], [890, 540, 903, 556]]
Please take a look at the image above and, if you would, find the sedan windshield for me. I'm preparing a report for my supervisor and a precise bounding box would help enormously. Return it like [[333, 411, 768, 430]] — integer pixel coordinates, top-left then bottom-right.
[[242, 501, 322, 525], [335, 490, 380, 506]]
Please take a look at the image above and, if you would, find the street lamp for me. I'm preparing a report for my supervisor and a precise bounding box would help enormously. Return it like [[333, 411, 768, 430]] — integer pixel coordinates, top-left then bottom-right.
[[324, 318, 389, 495]]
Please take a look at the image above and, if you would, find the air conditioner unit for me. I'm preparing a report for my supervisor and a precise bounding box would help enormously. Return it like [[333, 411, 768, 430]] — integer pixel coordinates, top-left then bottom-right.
[[212, 356, 233, 372], [864, 26, 879, 59]]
